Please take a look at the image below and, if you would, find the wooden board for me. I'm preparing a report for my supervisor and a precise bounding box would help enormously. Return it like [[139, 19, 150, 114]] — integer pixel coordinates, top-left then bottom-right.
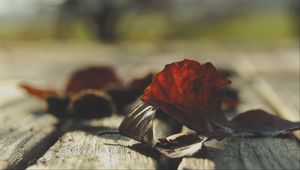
[[177, 158, 215, 170], [178, 137, 300, 170], [202, 137, 299, 170], [254, 75, 299, 121], [0, 98, 64, 169], [0, 80, 26, 108], [232, 49, 299, 77], [27, 116, 159, 169]]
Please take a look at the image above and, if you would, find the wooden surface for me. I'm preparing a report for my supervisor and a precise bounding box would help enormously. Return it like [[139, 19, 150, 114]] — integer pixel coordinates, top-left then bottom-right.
[[254, 75, 299, 121], [27, 116, 160, 169], [178, 137, 299, 170], [28, 131, 157, 169], [0, 99, 60, 169], [0, 43, 299, 169]]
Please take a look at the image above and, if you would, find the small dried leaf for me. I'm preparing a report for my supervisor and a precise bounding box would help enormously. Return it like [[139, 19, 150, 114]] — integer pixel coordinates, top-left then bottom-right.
[[230, 109, 300, 136], [155, 133, 207, 158], [65, 66, 121, 94], [19, 83, 58, 99]]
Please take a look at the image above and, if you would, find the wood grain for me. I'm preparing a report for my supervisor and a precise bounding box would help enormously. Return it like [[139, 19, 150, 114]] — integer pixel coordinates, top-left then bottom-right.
[[177, 158, 215, 170], [27, 116, 159, 169], [0, 98, 64, 169], [232, 49, 299, 77], [254, 75, 299, 122], [203, 137, 299, 170], [28, 131, 158, 169]]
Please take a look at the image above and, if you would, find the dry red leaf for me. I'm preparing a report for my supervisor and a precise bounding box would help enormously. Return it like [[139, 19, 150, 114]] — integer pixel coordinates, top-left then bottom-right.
[[19, 83, 58, 99], [65, 66, 122, 94], [141, 59, 231, 133], [138, 59, 299, 137]]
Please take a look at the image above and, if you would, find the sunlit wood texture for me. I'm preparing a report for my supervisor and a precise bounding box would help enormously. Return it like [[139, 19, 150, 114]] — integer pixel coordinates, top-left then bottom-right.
[[27, 116, 159, 169], [0, 98, 61, 169]]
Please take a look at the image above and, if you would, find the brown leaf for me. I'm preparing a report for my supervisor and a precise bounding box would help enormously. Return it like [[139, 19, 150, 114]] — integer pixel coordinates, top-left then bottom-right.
[[155, 133, 208, 158], [65, 66, 121, 94], [230, 109, 300, 136], [69, 89, 115, 119]]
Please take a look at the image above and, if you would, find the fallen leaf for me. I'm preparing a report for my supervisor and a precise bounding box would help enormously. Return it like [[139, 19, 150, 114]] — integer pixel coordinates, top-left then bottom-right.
[[230, 109, 300, 136], [19, 83, 58, 99], [65, 66, 122, 94], [141, 59, 231, 133], [155, 133, 208, 158]]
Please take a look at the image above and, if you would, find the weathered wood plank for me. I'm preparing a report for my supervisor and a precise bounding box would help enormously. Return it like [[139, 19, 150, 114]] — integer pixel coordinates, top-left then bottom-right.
[[254, 75, 299, 122], [178, 79, 300, 170], [203, 137, 299, 170], [178, 158, 215, 170], [0, 80, 25, 108], [0, 98, 65, 169], [27, 116, 159, 169], [232, 49, 299, 77]]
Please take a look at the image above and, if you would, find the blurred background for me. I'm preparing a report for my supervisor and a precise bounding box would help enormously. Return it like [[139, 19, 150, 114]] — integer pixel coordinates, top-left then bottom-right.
[[0, 0, 299, 86], [0, 0, 298, 46]]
